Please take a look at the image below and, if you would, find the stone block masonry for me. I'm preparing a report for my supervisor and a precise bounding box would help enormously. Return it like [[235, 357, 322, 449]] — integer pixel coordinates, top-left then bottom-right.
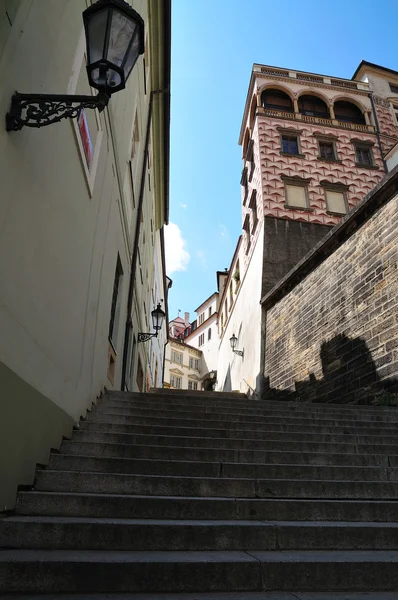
[[261, 166, 398, 403]]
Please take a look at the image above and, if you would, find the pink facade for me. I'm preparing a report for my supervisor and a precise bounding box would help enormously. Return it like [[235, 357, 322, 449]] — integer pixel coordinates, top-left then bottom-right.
[[239, 63, 398, 268]]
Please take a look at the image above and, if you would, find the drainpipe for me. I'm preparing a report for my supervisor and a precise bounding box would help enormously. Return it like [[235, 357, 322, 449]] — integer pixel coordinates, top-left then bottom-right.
[[370, 93, 388, 174]]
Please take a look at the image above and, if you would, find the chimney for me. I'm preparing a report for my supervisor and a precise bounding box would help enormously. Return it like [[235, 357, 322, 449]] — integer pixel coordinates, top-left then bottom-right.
[[184, 312, 190, 327]]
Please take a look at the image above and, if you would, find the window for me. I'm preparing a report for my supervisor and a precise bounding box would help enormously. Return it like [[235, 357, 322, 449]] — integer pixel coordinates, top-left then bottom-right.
[[170, 375, 182, 389], [208, 328, 212, 340], [392, 104, 398, 126], [261, 89, 294, 113], [321, 182, 349, 215], [243, 213, 251, 253], [324, 190, 347, 215], [241, 167, 248, 205], [171, 350, 183, 364], [109, 256, 123, 346], [199, 313, 205, 325], [246, 140, 255, 182], [389, 83, 398, 94], [188, 381, 198, 391], [199, 333, 205, 346], [249, 189, 258, 233], [298, 95, 330, 119], [189, 357, 194, 369], [281, 135, 299, 155], [195, 358, 199, 370], [282, 176, 311, 210], [208, 306, 212, 318], [319, 141, 336, 161], [229, 284, 233, 309], [136, 356, 144, 391], [131, 113, 140, 159], [354, 144, 373, 167], [334, 101, 365, 125]]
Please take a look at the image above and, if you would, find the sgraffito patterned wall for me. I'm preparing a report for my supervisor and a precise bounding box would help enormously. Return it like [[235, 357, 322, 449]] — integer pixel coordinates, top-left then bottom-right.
[[258, 117, 384, 226]]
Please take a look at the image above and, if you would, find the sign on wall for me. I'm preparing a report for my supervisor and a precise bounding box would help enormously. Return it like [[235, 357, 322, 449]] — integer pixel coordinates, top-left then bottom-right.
[[78, 110, 93, 167]]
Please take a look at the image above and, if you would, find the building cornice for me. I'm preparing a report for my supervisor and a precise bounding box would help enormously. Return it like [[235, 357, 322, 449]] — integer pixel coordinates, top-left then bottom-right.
[[185, 313, 218, 340], [239, 64, 371, 146], [168, 337, 202, 355], [195, 292, 219, 313]]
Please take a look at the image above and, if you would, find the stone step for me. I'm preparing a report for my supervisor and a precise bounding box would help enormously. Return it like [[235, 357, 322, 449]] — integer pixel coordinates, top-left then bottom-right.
[[2, 592, 396, 600], [59, 440, 393, 466], [33, 470, 398, 499], [2, 549, 398, 593], [91, 403, 398, 424], [17, 492, 398, 522], [100, 393, 398, 414], [2, 593, 398, 600], [2, 516, 398, 551], [87, 410, 398, 431], [104, 392, 398, 415], [69, 429, 398, 455], [48, 454, 395, 481], [81, 419, 398, 439]]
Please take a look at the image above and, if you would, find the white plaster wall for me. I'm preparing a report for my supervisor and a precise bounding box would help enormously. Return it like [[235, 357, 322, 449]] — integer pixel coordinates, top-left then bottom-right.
[[216, 224, 264, 394], [0, 0, 168, 508]]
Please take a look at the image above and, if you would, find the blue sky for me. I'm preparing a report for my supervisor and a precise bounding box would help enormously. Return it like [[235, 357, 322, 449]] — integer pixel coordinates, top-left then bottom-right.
[[165, 0, 398, 321]]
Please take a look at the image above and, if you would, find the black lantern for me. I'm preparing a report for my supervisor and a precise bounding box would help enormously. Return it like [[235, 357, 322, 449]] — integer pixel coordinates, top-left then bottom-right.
[[6, 0, 144, 131], [83, 0, 144, 95], [230, 333, 244, 357], [138, 303, 166, 342]]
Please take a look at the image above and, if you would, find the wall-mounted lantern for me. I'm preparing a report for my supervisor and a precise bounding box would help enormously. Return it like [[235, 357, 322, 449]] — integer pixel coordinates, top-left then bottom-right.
[[6, 0, 144, 131], [230, 333, 244, 357], [138, 303, 166, 343]]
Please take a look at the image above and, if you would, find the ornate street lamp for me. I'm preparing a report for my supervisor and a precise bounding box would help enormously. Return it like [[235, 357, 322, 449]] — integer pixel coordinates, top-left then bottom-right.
[[230, 333, 244, 357], [6, 0, 144, 131], [138, 303, 166, 343]]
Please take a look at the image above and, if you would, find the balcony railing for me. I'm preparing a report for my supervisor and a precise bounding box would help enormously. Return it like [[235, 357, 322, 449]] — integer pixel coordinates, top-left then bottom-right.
[[260, 108, 375, 133], [257, 65, 369, 93]]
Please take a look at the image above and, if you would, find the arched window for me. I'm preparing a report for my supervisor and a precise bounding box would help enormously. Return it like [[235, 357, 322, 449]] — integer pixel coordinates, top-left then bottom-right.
[[334, 101, 365, 124], [298, 95, 330, 118], [261, 89, 293, 113]]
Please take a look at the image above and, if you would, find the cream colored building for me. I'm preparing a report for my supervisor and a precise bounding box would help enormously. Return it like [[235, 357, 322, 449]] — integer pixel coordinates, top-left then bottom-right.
[[0, 0, 170, 510], [185, 293, 219, 387], [164, 338, 202, 391]]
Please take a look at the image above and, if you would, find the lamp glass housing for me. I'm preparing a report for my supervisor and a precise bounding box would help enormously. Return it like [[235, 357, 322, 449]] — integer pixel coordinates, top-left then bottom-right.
[[152, 304, 166, 332], [83, 0, 144, 95], [230, 334, 238, 351]]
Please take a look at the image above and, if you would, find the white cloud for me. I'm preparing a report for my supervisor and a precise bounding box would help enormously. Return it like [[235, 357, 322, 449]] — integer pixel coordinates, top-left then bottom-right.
[[220, 224, 227, 237], [197, 249, 207, 269], [180, 203, 187, 209], [164, 222, 190, 275]]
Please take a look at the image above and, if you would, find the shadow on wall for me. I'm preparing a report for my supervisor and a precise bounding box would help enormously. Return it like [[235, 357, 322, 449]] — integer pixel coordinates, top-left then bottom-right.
[[222, 365, 232, 393], [262, 333, 398, 405]]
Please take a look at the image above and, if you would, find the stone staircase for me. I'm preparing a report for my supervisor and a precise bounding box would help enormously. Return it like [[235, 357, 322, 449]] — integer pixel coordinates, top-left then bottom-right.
[[2, 389, 398, 598]]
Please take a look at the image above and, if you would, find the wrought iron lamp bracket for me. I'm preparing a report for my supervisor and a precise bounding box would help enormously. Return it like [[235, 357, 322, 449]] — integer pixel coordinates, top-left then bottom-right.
[[137, 332, 158, 343], [233, 349, 244, 357], [6, 92, 109, 131]]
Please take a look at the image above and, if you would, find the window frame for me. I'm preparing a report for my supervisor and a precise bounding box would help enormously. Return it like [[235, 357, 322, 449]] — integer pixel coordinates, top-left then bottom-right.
[[391, 103, 398, 127], [389, 83, 398, 94], [243, 213, 251, 254], [281, 175, 312, 211], [320, 181, 349, 216], [353, 141, 375, 168], [249, 189, 258, 233]]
